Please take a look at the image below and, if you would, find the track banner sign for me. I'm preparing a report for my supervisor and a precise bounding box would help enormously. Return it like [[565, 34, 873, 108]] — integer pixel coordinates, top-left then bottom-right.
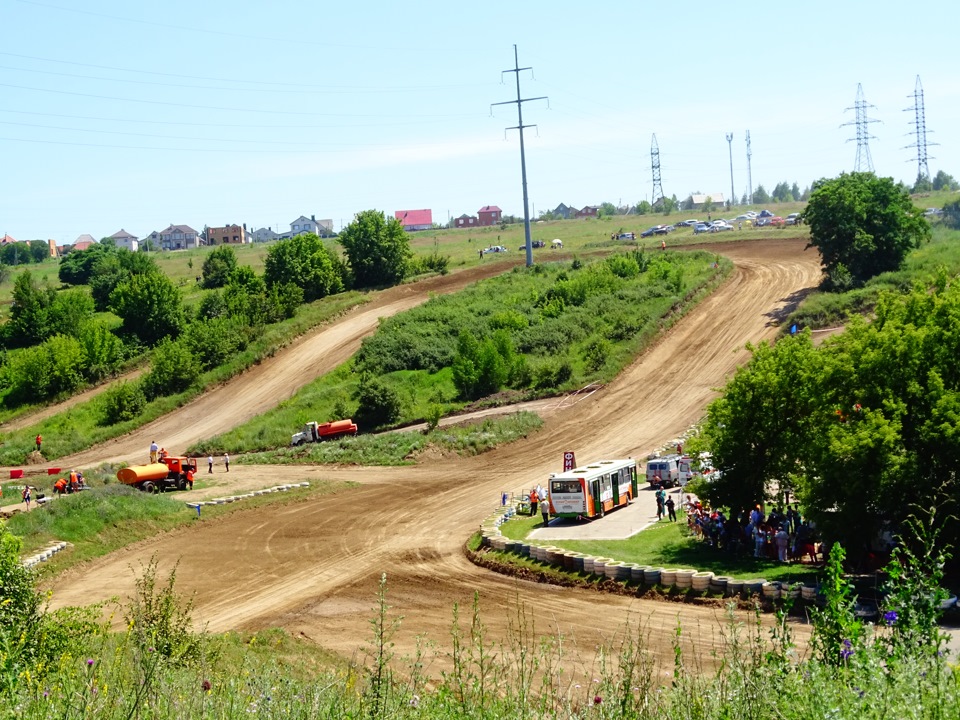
[[563, 451, 576, 472]]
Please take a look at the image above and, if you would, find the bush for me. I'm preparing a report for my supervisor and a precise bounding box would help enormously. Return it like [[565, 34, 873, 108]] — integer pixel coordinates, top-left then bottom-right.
[[4, 335, 86, 405], [142, 339, 200, 400], [354, 377, 402, 429], [182, 317, 248, 371], [201, 245, 238, 289], [99, 380, 147, 425]]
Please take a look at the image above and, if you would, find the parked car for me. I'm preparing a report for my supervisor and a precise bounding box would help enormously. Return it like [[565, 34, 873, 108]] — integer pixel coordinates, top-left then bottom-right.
[[734, 214, 753, 222], [709, 221, 734, 232], [694, 223, 712, 234], [769, 216, 786, 227], [925, 208, 944, 217], [517, 240, 546, 250], [656, 225, 674, 234], [785, 213, 801, 225], [484, 245, 508, 253], [758, 209, 774, 218], [682, 219, 700, 226], [617, 232, 636, 240], [640, 226, 660, 238]]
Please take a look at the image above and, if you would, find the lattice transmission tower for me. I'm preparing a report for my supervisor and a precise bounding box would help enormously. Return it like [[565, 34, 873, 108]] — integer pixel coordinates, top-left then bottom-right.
[[842, 83, 880, 173], [650, 134, 665, 207], [904, 75, 937, 183]]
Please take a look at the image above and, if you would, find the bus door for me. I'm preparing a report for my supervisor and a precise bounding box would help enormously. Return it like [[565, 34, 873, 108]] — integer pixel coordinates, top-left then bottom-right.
[[612, 471, 621, 505], [591, 479, 602, 516]]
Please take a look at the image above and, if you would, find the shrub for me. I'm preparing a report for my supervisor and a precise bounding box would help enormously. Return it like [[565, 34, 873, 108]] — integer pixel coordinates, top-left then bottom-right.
[[201, 245, 238, 289], [182, 317, 248, 371], [76, 320, 125, 381], [99, 380, 147, 425], [142, 338, 200, 400], [4, 335, 86, 404], [354, 377, 402, 429]]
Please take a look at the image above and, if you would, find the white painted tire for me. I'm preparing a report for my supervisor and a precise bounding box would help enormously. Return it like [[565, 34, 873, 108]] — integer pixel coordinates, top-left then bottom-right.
[[660, 569, 678, 587]]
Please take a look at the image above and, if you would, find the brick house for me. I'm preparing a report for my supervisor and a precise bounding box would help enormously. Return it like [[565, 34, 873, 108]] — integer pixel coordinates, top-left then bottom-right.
[[576, 206, 599, 218], [455, 213, 478, 228], [207, 224, 248, 245], [478, 205, 502, 226]]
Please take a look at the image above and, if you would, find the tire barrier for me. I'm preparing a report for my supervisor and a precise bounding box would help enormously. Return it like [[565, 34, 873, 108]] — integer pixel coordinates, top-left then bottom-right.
[[21, 541, 70, 569], [475, 503, 811, 603], [186, 482, 310, 511]]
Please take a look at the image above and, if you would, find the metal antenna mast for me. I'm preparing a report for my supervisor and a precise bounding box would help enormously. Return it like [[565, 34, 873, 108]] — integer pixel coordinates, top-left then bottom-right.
[[650, 134, 665, 207], [745, 130, 752, 204], [491, 44, 547, 267], [842, 83, 879, 173], [904, 75, 937, 183], [726, 133, 735, 208]]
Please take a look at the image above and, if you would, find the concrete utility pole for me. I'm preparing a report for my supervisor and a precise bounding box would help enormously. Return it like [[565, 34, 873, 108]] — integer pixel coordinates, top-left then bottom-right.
[[726, 133, 735, 208], [745, 130, 753, 204], [492, 45, 547, 267]]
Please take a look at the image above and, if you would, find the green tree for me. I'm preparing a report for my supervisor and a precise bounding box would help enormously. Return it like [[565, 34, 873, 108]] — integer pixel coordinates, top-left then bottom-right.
[[702, 332, 823, 513], [264, 233, 345, 301], [932, 169, 958, 191], [99, 380, 147, 425], [599, 201, 617, 217], [702, 196, 715, 214], [338, 210, 412, 289], [59, 243, 113, 285], [353, 376, 401, 429], [804, 172, 930, 287], [76, 320, 125, 381], [913, 172, 934, 193], [752, 185, 770, 204], [28, 240, 49, 263], [634, 200, 652, 215], [47, 288, 95, 338], [6, 269, 54, 346], [141, 338, 199, 399], [110, 272, 186, 345], [791, 182, 801, 201], [201, 245, 238, 289]]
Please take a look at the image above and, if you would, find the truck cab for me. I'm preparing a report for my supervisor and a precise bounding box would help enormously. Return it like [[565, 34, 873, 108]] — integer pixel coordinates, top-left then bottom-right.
[[291, 419, 358, 446]]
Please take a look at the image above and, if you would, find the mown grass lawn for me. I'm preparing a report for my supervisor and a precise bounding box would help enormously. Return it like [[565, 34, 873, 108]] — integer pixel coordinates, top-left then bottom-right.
[[498, 514, 820, 584]]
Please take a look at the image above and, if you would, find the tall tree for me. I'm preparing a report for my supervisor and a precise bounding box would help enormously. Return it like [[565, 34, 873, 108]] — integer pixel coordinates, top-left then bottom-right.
[[752, 185, 770, 204], [338, 210, 412, 289], [264, 233, 345, 301], [6, 270, 54, 347], [804, 172, 930, 288], [109, 272, 186, 345], [201, 245, 238, 289], [932, 170, 958, 191]]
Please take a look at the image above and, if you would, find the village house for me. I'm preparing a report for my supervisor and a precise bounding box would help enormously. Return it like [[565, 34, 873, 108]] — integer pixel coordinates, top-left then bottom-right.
[[108, 228, 139, 252], [207, 223, 248, 245], [478, 205, 502, 226], [159, 224, 199, 251], [454, 213, 478, 228], [394, 209, 433, 232]]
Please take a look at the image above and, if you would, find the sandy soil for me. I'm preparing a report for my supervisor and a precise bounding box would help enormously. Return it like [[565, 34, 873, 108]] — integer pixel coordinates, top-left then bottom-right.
[[46, 238, 821, 670]]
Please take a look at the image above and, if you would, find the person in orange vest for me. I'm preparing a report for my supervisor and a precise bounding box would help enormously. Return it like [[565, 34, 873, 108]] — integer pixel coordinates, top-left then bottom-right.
[[54, 478, 68, 495], [528, 489, 539, 517], [185, 467, 195, 490], [35, 434, 42, 453], [159, 447, 168, 461]]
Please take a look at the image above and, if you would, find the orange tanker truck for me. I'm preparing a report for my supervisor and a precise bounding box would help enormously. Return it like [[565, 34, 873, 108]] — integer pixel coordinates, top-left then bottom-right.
[[290, 419, 358, 446], [117, 455, 197, 493]]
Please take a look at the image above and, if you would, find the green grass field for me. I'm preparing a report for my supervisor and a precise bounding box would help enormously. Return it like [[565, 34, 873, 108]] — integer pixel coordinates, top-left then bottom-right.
[[498, 513, 819, 584]]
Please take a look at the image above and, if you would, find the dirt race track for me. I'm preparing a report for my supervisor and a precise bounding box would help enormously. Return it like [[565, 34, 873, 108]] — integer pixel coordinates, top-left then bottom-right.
[[48, 238, 821, 671]]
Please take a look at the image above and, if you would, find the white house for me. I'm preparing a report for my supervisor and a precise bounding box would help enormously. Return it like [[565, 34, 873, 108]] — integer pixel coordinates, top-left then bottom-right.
[[108, 228, 139, 252]]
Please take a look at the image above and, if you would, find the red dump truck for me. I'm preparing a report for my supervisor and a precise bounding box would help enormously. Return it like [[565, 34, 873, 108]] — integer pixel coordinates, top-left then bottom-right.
[[290, 419, 358, 446], [117, 456, 197, 493]]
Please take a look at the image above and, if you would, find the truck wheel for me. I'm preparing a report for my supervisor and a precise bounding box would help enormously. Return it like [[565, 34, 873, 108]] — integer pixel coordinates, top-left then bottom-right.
[[296, 439, 305, 446], [177, 476, 187, 491], [141, 481, 155, 494]]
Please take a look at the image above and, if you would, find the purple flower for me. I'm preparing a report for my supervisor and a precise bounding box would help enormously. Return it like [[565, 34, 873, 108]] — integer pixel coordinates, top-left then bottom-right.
[[86, 659, 94, 667], [883, 610, 898, 626], [594, 695, 602, 705], [840, 639, 854, 660]]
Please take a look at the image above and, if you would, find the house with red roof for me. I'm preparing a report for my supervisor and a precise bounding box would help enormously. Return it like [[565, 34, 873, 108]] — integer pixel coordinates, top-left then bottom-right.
[[73, 234, 97, 251], [394, 209, 433, 232], [1, 233, 17, 245], [478, 205, 502, 227]]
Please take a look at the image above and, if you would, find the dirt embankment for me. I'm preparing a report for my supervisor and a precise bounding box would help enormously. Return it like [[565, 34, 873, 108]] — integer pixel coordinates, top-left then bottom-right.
[[46, 238, 821, 670]]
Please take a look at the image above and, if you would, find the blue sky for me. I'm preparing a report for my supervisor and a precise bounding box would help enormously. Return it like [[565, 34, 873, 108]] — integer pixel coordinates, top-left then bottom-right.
[[1, 0, 957, 242]]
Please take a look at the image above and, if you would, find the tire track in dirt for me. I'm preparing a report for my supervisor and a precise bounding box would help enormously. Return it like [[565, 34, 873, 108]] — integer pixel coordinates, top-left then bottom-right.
[[48, 238, 820, 670]]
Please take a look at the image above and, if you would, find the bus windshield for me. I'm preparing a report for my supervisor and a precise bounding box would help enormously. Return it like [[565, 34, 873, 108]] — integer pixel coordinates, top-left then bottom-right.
[[551, 480, 582, 494]]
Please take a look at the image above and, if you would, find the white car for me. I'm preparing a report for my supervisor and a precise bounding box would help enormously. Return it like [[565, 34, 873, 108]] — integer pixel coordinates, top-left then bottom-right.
[[734, 214, 753, 222], [710, 221, 734, 232]]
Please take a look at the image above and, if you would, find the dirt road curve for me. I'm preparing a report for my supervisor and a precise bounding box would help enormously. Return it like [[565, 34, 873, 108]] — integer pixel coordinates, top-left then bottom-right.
[[48, 239, 820, 670]]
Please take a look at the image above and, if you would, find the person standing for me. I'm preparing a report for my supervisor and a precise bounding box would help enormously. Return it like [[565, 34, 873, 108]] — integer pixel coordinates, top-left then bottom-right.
[[186, 468, 195, 490], [528, 489, 538, 517], [775, 525, 790, 562], [21, 485, 31, 511], [665, 495, 677, 522], [540, 498, 550, 527], [150, 440, 159, 463], [655, 487, 665, 520], [35, 434, 42, 453], [660, 238, 666, 251], [208, 455, 214, 474], [223, 452, 230, 472]]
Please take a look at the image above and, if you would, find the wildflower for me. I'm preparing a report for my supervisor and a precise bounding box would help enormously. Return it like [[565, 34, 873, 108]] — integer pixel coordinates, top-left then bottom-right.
[[148, 646, 156, 653], [840, 639, 854, 661], [202, 680, 212, 692], [883, 610, 898, 626], [854, 687, 865, 698], [575, 684, 581, 689], [86, 659, 95, 667], [594, 695, 602, 705], [409, 694, 420, 708]]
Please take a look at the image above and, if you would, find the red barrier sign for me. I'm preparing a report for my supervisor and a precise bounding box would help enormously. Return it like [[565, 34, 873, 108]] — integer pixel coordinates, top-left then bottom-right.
[[562, 451, 576, 472]]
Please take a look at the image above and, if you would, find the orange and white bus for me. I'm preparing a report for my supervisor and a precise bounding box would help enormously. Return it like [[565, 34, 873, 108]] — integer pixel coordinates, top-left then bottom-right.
[[548, 458, 638, 519]]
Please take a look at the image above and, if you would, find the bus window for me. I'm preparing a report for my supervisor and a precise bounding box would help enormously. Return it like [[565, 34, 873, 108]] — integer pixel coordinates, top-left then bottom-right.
[[551, 480, 582, 494]]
